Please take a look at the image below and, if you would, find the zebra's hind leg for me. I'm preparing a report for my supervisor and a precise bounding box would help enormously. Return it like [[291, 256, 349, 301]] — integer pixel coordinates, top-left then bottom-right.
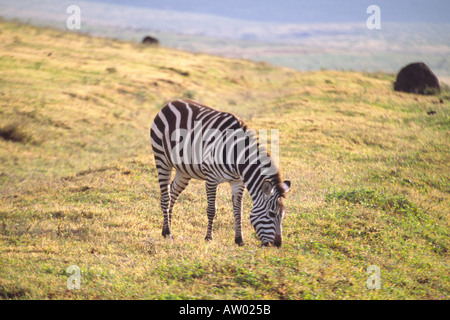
[[168, 171, 191, 229], [230, 181, 245, 246], [156, 167, 173, 238], [204, 179, 218, 241]]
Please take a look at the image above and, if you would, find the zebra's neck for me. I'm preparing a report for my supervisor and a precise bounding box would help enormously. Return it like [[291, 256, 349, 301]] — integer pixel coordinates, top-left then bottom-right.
[[228, 125, 280, 206], [239, 157, 279, 208]]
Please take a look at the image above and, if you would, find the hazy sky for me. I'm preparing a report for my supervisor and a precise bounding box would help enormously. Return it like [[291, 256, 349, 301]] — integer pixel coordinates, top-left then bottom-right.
[[85, 0, 450, 23]]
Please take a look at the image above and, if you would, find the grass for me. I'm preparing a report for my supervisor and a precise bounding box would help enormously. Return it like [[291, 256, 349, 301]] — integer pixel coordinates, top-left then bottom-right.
[[0, 20, 449, 300]]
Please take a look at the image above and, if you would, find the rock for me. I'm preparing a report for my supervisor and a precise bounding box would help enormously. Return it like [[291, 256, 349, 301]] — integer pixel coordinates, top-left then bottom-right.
[[142, 35, 159, 45], [394, 62, 440, 95]]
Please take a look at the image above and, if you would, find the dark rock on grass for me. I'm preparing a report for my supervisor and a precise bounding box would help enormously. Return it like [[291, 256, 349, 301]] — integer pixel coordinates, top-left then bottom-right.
[[394, 62, 440, 95]]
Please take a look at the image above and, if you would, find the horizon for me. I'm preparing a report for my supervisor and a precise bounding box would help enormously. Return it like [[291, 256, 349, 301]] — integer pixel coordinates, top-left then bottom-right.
[[0, 0, 448, 81]]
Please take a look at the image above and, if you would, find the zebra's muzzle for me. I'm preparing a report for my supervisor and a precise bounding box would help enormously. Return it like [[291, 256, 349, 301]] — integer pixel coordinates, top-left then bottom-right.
[[274, 234, 282, 248], [262, 235, 282, 248]]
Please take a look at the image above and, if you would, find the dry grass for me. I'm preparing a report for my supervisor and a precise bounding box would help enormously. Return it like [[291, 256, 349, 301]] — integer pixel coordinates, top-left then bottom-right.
[[0, 20, 449, 300]]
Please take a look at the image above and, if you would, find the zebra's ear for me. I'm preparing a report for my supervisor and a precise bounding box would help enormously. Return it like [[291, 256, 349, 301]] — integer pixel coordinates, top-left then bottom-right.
[[262, 179, 273, 197], [281, 180, 291, 193]]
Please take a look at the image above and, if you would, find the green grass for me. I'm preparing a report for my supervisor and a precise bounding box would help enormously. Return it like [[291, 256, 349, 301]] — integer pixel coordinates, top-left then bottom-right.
[[0, 20, 449, 300]]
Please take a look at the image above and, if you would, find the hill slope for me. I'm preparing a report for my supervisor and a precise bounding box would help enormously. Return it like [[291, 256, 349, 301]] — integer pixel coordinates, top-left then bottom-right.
[[0, 20, 449, 300]]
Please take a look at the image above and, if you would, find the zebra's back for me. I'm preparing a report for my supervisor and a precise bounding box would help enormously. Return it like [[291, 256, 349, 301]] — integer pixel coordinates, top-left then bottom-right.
[[150, 99, 246, 181]]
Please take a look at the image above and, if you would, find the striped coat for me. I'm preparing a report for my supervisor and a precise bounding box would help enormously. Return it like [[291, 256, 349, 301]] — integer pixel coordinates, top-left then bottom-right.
[[150, 99, 290, 247]]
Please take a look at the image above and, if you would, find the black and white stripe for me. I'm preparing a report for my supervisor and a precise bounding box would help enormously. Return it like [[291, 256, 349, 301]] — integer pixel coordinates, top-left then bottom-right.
[[150, 99, 290, 247]]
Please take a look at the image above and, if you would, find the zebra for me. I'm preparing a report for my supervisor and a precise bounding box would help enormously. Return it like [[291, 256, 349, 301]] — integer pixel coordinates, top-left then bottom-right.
[[150, 99, 290, 247]]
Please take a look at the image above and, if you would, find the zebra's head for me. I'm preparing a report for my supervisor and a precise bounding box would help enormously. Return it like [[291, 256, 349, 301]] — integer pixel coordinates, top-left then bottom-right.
[[252, 179, 291, 247]]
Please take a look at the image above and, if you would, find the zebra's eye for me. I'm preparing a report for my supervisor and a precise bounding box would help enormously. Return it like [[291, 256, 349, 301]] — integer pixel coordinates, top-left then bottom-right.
[[268, 211, 276, 218]]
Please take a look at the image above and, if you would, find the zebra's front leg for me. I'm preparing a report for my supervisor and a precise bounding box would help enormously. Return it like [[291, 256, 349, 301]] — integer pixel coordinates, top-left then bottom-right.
[[231, 181, 245, 246], [205, 179, 218, 241]]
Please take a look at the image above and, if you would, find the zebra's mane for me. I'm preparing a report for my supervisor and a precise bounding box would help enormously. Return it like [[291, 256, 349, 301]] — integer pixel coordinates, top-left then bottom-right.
[[230, 112, 285, 199]]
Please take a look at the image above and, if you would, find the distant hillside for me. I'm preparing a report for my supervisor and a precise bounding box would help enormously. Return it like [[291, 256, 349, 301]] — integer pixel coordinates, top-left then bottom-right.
[[1, 0, 449, 81]]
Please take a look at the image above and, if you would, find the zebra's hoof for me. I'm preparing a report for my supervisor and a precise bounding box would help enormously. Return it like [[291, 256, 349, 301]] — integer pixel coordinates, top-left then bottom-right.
[[162, 229, 172, 239], [235, 237, 244, 246], [205, 235, 213, 241]]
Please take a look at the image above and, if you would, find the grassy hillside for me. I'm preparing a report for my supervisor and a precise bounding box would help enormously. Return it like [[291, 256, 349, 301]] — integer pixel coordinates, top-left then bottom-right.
[[0, 20, 449, 300]]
